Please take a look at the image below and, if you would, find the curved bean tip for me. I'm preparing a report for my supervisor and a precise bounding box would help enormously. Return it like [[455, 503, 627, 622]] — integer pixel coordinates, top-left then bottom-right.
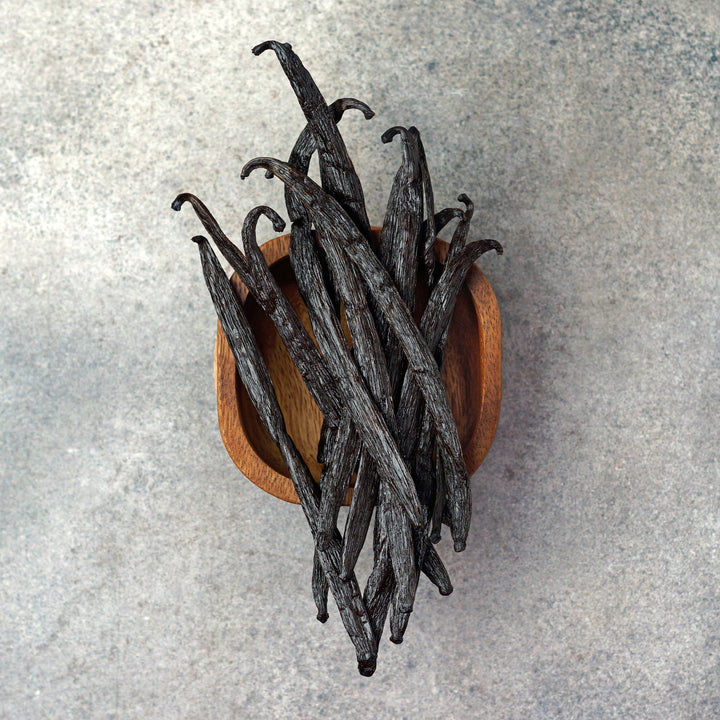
[[336, 98, 375, 121], [264, 170, 274, 179], [316, 611, 329, 623], [390, 633, 404, 645], [241, 157, 271, 179], [487, 239, 503, 255], [453, 539, 466, 552], [171, 194, 189, 212], [439, 583, 454, 597], [252, 40, 292, 56], [381, 126, 404, 144], [457, 193, 474, 220], [190, 235, 206, 246], [252, 40, 274, 56]]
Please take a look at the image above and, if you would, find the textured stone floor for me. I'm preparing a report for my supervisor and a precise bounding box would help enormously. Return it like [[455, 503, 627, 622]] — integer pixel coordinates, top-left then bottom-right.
[[1, 2, 719, 718]]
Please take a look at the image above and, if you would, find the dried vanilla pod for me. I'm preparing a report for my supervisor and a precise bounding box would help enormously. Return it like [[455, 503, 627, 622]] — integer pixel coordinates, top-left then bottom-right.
[[253, 41, 371, 237], [363, 510, 394, 641], [177, 40, 502, 674], [191, 235, 378, 675], [413, 126, 438, 284], [377, 125, 423, 401], [285, 97, 374, 220]]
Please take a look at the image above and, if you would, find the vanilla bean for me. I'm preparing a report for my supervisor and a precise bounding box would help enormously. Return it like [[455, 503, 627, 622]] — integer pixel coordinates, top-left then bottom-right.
[[253, 41, 371, 236], [258, 47, 398, 436], [286, 97, 374, 225], [389, 591, 411, 645], [412, 127, 437, 283], [378, 125, 423, 404], [192, 235, 378, 675], [419, 531, 453, 595], [378, 126, 422, 310], [383, 490, 417, 642]]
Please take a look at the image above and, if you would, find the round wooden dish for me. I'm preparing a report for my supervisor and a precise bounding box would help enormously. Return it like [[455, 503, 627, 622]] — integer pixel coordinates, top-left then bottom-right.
[[214, 229, 501, 504]]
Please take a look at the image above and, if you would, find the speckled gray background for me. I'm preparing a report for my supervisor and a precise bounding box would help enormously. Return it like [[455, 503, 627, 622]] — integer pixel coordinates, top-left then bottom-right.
[[1, 1, 719, 718]]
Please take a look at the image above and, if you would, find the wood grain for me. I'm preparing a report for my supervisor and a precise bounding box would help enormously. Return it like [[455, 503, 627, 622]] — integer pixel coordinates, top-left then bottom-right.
[[214, 230, 501, 504]]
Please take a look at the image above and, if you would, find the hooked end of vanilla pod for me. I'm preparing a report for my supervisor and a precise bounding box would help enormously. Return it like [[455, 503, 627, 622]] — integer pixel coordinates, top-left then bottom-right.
[[453, 539, 466, 553], [381, 126, 406, 144], [248, 205, 286, 235], [351, 99, 375, 121], [457, 193, 474, 220], [171, 193, 190, 212], [190, 235, 206, 246], [316, 610, 329, 623], [241, 158, 269, 180], [487, 239, 503, 255], [439, 582, 454, 597], [252, 40, 292, 57]]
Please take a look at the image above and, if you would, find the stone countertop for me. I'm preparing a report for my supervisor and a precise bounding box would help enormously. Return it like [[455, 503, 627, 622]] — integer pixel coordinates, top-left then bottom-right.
[[1, 2, 719, 718]]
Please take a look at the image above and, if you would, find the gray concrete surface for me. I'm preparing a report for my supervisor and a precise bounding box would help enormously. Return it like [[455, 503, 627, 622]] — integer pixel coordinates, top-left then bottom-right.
[[2, 1, 719, 718]]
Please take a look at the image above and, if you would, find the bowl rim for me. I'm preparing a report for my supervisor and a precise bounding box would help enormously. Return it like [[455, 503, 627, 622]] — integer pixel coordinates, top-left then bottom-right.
[[214, 230, 502, 504]]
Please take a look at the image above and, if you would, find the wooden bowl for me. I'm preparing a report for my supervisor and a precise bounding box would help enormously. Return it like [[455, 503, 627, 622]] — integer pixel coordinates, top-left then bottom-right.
[[214, 230, 501, 504]]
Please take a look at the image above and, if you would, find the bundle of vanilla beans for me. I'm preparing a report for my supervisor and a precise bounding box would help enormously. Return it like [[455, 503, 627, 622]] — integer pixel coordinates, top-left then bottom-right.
[[173, 41, 501, 675]]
